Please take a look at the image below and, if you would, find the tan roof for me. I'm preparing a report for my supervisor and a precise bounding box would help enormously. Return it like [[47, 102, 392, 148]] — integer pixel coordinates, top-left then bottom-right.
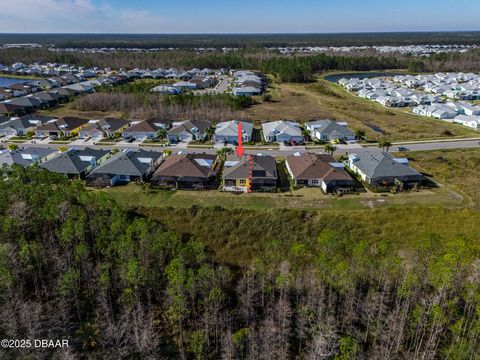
[[286, 153, 352, 181], [152, 153, 217, 179]]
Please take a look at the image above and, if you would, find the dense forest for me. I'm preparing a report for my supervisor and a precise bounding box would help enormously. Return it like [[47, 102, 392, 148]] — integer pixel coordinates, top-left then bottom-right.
[[1, 32, 480, 48], [1, 167, 479, 359], [2, 48, 480, 83]]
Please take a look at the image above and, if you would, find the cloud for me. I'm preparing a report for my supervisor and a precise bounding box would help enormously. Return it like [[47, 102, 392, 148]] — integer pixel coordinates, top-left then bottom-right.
[[0, 0, 168, 33]]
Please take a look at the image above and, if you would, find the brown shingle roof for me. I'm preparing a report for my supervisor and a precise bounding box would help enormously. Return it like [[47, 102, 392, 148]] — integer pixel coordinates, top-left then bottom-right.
[[286, 153, 352, 181], [152, 153, 217, 179]]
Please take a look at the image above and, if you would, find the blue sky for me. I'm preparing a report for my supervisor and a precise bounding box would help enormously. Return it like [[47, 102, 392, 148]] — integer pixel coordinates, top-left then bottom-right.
[[0, 0, 479, 33]]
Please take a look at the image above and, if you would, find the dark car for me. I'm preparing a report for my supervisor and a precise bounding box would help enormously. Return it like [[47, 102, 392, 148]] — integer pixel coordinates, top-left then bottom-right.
[[398, 146, 409, 152]]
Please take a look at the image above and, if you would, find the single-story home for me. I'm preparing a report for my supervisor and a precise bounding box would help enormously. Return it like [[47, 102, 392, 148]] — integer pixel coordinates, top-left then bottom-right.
[[233, 87, 261, 96], [121, 118, 171, 140], [167, 119, 211, 143], [261, 120, 304, 143], [285, 152, 355, 193], [78, 118, 130, 140], [347, 149, 423, 187], [222, 154, 277, 192], [150, 153, 219, 189], [35, 116, 89, 138], [86, 149, 163, 187], [40, 148, 111, 179], [213, 120, 253, 144], [0, 146, 57, 168], [305, 120, 356, 142]]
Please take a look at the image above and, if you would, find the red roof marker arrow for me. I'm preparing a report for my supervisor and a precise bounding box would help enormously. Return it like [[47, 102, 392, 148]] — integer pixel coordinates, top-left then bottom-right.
[[235, 122, 245, 158]]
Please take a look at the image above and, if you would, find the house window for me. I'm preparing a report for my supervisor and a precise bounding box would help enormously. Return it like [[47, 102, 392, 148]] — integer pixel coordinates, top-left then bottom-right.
[[311, 179, 319, 184], [239, 179, 247, 185]]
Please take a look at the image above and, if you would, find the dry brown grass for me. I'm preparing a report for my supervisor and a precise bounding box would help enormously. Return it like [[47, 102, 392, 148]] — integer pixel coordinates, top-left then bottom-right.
[[236, 78, 479, 141], [402, 148, 480, 208]]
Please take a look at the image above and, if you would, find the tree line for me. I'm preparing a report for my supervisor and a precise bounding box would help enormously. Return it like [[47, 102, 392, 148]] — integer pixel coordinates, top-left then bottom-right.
[[2, 48, 480, 83], [0, 166, 479, 359]]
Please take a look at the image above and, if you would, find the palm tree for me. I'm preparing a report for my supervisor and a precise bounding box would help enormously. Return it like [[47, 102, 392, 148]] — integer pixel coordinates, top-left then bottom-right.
[[378, 138, 392, 152], [205, 127, 215, 141], [216, 147, 234, 160], [7, 144, 18, 151], [324, 143, 337, 155], [301, 127, 311, 141], [163, 149, 172, 158], [355, 129, 366, 140]]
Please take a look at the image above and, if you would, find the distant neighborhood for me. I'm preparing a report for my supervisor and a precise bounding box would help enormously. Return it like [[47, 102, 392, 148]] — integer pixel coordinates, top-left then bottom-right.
[[0, 63, 267, 108], [339, 72, 480, 130]]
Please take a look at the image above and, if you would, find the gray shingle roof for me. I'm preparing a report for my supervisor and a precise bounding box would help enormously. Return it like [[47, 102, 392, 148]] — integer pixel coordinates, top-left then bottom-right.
[[40, 148, 109, 174], [261, 120, 302, 138], [0, 147, 56, 167], [168, 119, 211, 136], [223, 154, 277, 180], [307, 120, 355, 138], [88, 149, 163, 177], [350, 149, 422, 180]]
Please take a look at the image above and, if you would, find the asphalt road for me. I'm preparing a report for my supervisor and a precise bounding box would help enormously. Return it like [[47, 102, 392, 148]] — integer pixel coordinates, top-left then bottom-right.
[[5, 138, 480, 156]]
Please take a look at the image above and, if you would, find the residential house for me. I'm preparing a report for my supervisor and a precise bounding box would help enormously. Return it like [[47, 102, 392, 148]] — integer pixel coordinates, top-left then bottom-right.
[[121, 118, 171, 140], [305, 120, 356, 142], [0, 147, 57, 168], [213, 120, 253, 144], [453, 115, 480, 129], [9, 96, 46, 111], [40, 148, 110, 179], [167, 119, 211, 144], [222, 154, 277, 192], [35, 117, 89, 138], [285, 152, 355, 193], [261, 120, 304, 143], [347, 149, 423, 187], [0, 115, 51, 136], [150, 153, 219, 189], [86, 149, 163, 186], [78, 118, 130, 140], [151, 85, 180, 95], [0, 102, 28, 116], [233, 87, 261, 96], [33, 91, 60, 107], [172, 81, 197, 91]]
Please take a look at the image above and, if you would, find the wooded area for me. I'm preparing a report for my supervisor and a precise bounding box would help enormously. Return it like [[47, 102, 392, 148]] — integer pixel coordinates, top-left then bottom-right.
[[0, 167, 479, 359], [2, 32, 480, 48], [71, 92, 253, 121]]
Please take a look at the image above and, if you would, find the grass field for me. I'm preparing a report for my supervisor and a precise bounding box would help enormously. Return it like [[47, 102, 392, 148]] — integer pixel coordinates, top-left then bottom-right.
[[100, 176, 465, 212], [37, 105, 124, 119], [237, 77, 479, 141], [99, 148, 480, 264], [399, 148, 480, 208]]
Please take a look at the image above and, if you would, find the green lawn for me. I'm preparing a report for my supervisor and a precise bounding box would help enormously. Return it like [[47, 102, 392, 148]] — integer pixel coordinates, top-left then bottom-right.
[[100, 178, 464, 212]]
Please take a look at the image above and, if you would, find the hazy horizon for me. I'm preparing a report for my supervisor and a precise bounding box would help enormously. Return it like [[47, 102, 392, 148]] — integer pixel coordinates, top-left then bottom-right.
[[0, 0, 479, 34]]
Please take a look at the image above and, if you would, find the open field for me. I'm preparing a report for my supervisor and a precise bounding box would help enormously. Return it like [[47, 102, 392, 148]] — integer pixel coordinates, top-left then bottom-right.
[[237, 77, 479, 141], [399, 148, 480, 208], [37, 105, 124, 119]]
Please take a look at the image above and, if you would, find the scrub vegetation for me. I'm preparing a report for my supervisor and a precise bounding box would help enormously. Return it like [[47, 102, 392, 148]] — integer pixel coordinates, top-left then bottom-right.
[[1, 163, 479, 358]]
